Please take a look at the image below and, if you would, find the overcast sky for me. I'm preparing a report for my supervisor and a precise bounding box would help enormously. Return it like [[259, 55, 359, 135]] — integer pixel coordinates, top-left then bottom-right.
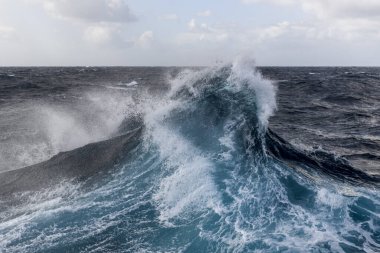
[[0, 0, 380, 66]]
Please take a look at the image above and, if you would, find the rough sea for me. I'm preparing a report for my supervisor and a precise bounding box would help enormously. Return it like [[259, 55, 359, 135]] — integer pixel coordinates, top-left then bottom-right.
[[0, 58, 379, 252]]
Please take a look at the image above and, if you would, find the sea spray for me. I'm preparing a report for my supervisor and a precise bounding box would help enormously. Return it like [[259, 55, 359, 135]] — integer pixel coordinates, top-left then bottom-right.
[[0, 60, 379, 252]]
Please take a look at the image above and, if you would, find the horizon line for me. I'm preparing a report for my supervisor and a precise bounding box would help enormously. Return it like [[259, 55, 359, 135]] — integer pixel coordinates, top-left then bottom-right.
[[1, 65, 380, 68]]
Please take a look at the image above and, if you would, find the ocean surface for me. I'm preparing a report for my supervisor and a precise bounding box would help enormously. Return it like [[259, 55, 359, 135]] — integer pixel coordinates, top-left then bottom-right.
[[0, 59, 379, 252]]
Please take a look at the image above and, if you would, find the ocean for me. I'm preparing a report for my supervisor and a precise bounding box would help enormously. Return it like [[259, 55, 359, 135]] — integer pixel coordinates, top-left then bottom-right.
[[0, 59, 379, 252]]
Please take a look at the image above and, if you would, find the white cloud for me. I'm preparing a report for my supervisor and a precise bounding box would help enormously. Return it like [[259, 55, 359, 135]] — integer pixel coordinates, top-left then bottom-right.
[[187, 19, 216, 33], [301, 0, 380, 19], [243, 0, 380, 20], [0, 25, 15, 40], [87, 29, 154, 49], [42, 0, 137, 23], [178, 19, 229, 44], [188, 19, 196, 31], [31, 0, 138, 49], [177, 32, 228, 44], [84, 25, 115, 44], [256, 21, 290, 42], [135, 30, 154, 48], [197, 10, 212, 17], [1, 0, 379, 66], [241, 0, 380, 43], [83, 24, 134, 48]]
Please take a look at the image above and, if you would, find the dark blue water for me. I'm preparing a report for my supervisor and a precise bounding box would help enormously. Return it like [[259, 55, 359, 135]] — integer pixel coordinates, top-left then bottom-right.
[[0, 59, 379, 252]]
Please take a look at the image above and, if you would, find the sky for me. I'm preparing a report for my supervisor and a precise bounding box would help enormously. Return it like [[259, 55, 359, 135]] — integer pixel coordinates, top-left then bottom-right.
[[0, 0, 380, 66]]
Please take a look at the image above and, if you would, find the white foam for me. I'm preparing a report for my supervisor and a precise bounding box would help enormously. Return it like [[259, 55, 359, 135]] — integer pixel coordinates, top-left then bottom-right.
[[228, 56, 277, 128], [0, 181, 83, 250], [144, 97, 220, 224], [316, 187, 344, 208], [218, 118, 242, 161], [125, 80, 138, 87], [168, 56, 277, 129], [146, 57, 278, 224]]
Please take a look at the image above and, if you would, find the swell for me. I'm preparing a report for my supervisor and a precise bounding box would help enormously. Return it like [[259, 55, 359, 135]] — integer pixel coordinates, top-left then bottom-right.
[[2, 117, 377, 204], [266, 128, 380, 186], [1, 59, 378, 200], [163, 58, 378, 188], [1, 61, 379, 252], [0, 127, 142, 203]]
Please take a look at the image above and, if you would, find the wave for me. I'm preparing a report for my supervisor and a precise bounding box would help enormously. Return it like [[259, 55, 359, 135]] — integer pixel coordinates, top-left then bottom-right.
[[0, 89, 138, 172], [0, 58, 379, 252]]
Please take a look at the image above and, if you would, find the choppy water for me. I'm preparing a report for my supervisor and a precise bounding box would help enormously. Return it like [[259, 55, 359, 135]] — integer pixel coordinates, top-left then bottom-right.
[[0, 59, 379, 252]]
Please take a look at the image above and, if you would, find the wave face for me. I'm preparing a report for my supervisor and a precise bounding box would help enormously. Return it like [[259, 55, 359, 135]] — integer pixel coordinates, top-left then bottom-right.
[[1, 61, 380, 252]]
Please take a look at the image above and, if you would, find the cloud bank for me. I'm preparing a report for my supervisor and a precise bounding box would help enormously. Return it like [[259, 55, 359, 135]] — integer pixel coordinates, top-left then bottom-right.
[[0, 0, 379, 66], [42, 0, 137, 23]]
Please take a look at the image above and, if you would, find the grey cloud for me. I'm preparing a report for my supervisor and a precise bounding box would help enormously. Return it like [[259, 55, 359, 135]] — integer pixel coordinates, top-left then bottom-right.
[[43, 0, 137, 23]]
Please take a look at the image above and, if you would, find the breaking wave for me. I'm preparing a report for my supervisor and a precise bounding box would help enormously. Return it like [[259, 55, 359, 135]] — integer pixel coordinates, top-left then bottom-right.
[[0, 58, 379, 252]]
